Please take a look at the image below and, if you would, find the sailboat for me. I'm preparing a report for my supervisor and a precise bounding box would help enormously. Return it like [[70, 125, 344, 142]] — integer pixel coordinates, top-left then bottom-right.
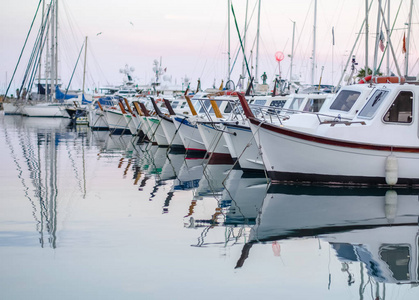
[[4, 0, 82, 118]]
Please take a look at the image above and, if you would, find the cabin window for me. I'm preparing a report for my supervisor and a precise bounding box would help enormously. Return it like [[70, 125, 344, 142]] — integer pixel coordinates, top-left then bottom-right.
[[224, 102, 233, 114], [383, 91, 413, 123], [270, 100, 286, 109], [198, 100, 211, 114], [330, 90, 361, 112], [171, 101, 179, 109], [180, 102, 186, 109], [289, 97, 304, 110], [358, 90, 389, 118], [253, 99, 267, 106], [303, 98, 326, 112]]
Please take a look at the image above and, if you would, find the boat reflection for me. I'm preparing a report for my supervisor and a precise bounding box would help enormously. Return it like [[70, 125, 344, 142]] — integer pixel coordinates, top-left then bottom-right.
[[238, 184, 419, 287], [2, 116, 89, 248]]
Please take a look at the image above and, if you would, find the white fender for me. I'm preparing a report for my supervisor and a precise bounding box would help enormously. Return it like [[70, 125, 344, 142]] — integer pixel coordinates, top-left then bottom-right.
[[385, 154, 398, 186]]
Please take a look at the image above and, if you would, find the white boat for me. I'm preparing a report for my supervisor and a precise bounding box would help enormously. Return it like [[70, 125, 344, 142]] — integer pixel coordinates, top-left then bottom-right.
[[150, 97, 190, 151], [22, 102, 70, 118], [3, 101, 24, 115], [238, 80, 418, 186], [88, 104, 109, 130], [172, 95, 209, 154], [223, 94, 290, 172], [102, 100, 132, 135]]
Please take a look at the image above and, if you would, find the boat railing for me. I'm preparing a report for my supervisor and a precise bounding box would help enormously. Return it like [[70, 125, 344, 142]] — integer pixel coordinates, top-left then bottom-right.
[[248, 103, 361, 126]]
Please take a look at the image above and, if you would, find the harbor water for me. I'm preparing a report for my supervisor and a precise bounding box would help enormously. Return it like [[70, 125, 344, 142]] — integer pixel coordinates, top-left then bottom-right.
[[1, 112, 419, 300]]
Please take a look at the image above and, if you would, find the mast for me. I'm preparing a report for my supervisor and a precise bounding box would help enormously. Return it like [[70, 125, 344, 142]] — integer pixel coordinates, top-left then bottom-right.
[[311, 0, 317, 85], [38, 0, 45, 94], [82, 36, 88, 95], [50, 0, 55, 101], [365, 0, 369, 77], [290, 20, 295, 83], [228, 0, 231, 83], [373, 0, 382, 75], [404, 0, 414, 77], [386, 0, 390, 75], [255, 0, 261, 83], [55, 0, 58, 91], [335, 0, 373, 90], [241, 0, 249, 89]]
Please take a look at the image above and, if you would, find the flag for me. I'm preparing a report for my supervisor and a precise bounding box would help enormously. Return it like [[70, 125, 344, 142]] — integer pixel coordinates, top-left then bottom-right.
[[402, 33, 406, 54], [379, 30, 385, 52]]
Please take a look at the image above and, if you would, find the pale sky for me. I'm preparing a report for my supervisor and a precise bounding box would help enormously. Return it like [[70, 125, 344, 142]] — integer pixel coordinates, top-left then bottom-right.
[[1, 0, 417, 94]]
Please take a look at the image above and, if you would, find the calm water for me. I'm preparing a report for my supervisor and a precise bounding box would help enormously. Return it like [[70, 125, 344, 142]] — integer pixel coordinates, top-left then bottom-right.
[[1, 112, 419, 300]]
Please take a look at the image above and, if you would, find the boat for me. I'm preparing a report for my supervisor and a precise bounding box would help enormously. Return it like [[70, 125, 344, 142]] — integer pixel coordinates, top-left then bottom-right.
[[237, 80, 419, 186]]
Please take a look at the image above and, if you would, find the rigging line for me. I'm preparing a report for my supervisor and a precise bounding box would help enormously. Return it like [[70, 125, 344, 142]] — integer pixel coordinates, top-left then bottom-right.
[[377, 0, 404, 73], [26, 13, 52, 97], [65, 41, 85, 96], [229, 1, 256, 77], [231, 3, 252, 79], [3, 0, 46, 99], [20, 7, 50, 93]]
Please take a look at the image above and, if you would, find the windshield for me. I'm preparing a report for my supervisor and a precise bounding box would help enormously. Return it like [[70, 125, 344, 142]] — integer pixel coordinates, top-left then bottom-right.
[[330, 90, 361, 112], [358, 90, 389, 118]]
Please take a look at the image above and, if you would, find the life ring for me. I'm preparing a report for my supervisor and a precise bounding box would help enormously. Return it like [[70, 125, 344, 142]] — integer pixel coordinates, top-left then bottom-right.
[[358, 75, 372, 84], [358, 75, 405, 84], [372, 76, 405, 84]]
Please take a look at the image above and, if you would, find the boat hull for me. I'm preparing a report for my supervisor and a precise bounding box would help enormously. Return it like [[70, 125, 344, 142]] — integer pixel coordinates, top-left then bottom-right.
[[224, 122, 264, 172], [249, 117, 419, 186], [173, 116, 206, 153], [197, 123, 231, 160], [160, 116, 184, 149]]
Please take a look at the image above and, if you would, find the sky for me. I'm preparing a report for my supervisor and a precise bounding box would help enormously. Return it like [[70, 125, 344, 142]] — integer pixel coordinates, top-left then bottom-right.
[[1, 0, 418, 95]]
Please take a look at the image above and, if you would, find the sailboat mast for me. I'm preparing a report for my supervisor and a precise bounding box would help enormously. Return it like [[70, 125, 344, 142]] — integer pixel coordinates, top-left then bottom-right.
[[290, 20, 295, 83], [373, 0, 382, 75], [50, 0, 55, 101], [38, 0, 45, 92], [255, 0, 261, 83], [365, 0, 369, 76], [82, 36, 88, 95], [386, 0, 390, 75], [55, 0, 58, 91], [241, 0, 249, 88], [405, 0, 414, 77], [228, 0, 231, 83], [311, 0, 317, 85]]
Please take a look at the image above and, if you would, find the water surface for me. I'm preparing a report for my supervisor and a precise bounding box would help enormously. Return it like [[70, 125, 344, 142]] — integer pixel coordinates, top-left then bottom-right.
[[1, 113, 419, 300]]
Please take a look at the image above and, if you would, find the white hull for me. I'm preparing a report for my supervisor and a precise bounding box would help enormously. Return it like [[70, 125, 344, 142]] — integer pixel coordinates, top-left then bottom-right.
[[3, 102, 23, 115], [103, 108, 128, 133], [23, 103, 69, 117], [123, 113, 138, 135], [172, 116, 206, 152], [160, 117, 184, 148], [147, 117, 168, 146], [250, 120, 419, 185], [88, 108, 108, 130], [140, 116, 156, 143], [197, 123, 231, 157], [224, 122, 264, 171]]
